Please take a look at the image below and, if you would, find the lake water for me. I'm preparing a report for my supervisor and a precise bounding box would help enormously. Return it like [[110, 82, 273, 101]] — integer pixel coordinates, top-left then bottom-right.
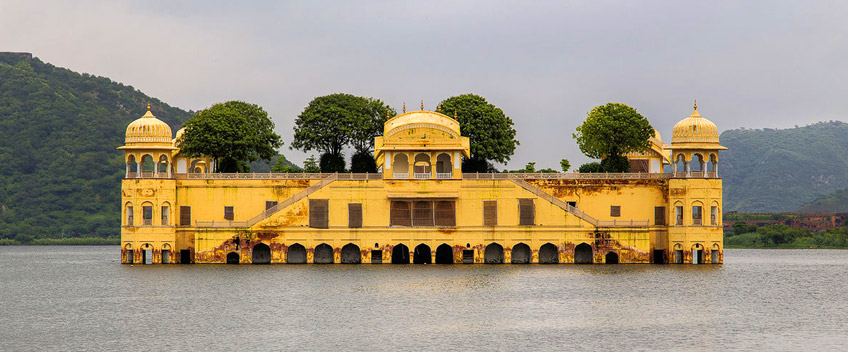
[[1, 247, 847, 351]]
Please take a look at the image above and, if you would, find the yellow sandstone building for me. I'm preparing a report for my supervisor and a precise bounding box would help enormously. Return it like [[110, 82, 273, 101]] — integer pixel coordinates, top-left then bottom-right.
[[120, 103, 725, 265]]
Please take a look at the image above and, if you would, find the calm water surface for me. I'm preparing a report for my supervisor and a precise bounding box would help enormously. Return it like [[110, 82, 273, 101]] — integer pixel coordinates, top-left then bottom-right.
[[1, 247, 847, 351]]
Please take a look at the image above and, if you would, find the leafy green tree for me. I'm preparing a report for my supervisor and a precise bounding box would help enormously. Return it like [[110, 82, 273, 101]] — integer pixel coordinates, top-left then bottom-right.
[[179, 101, 283, 173], [320, 153, 346, 173], [438, 94, 519, 172], [292, 93, 394, 172], [578, 162, 604, 173], [302, 155, 321, 173], [573, 103, 653, 173], [560, 159, 571, 172]]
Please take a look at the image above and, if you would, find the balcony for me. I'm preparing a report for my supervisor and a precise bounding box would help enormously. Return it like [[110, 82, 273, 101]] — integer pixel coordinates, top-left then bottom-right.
[[414, 173, 431, 179], [392, 173, 409, 179], [436, 172, 452, 179]]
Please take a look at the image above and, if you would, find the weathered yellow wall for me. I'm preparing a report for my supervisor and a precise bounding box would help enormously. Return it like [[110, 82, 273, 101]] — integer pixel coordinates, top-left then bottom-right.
[[121, 175, 722, 265]]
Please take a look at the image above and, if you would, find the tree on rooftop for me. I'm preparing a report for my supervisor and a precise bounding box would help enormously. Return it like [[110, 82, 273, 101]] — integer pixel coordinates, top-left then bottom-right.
[[178, 101, 283, 173], [291, 93, 395, 172], [572, 103, 653, 173], [438, 94, 519, 172]]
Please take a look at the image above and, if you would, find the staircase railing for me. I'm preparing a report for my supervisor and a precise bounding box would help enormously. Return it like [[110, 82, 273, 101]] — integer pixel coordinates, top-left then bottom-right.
[[244, 173, 338, 227], [509, 176, 649, 228], [194, 173, 339, 228]]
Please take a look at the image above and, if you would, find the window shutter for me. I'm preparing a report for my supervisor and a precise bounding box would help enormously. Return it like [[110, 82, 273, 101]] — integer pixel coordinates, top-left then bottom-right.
[[519, 199, 534, 225], [413, 201, 434, 226], [483, 201, 497, 226], [309, 199, 329, 228], [348, 203, 363, 228], [435, 201, 456, 227], [610, 206, 621, 217], [265, 201, 278, 210], [390, 201, 411, 226], [655, 206, 666, 225], [224, 206, 234, 220], [179, 206, 191, 226]]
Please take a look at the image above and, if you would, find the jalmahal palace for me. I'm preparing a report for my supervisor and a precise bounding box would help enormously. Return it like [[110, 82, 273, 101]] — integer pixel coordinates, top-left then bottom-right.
[[120, 103, 725, 265]]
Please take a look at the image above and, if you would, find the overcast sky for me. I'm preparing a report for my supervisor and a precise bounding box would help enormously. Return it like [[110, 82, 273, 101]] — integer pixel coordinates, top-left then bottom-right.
[[2, 0, 846, 169]]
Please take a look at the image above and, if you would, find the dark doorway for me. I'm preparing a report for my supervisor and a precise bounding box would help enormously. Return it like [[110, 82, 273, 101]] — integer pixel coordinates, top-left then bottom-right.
[[711, 249, 719, 264], [314, 243, 334, 264], [180, 249, 191, 264], [392, 244, 410, 264], [511, 243, 531, 264], [435, 244, 454, 264], [371, 250, 383, 264], [341, 243, 361, 264], [674, 249, 684, 264], [161, 250, 170, 264], [143, 249, 152, 264], [462, 250, 475, 264], [653, 250, 666, 264], [605, 251, 619, 264], [539, 243, 558, 264], [252, 243, 271, 264], [226, 252, 240, 264], [287, 243, 307, 264], [574, 243, 593, 264], [484, 243, 504, 264], [126, 249, 134, 264], [693, 249, 703, 264], [413, 244, 431, 264]]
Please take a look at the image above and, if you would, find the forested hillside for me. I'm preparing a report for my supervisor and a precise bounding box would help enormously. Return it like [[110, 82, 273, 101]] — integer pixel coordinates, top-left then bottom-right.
[[0, 53, 192, 241], [797, 189, 848, 213], [720, 121, 848, 212]]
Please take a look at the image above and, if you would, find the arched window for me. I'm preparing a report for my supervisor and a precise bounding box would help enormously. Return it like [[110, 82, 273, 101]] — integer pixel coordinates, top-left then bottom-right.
[[158, 155, 169, 175], [692, 201, 704, 226], [691, 154, 704, 172], [126, 155, 137, 177], [708, 154, 717, 174], [675, 154, 686, 173], [413, 154, 431, 179], [161, 202, 171, 226], [142, 202, 154, 226], [393, 153, 409, 178], [436, 153, 452, 178], [141, 155, 154, 175], [125, 202, 134, 226], [674, 201, 684, 225]]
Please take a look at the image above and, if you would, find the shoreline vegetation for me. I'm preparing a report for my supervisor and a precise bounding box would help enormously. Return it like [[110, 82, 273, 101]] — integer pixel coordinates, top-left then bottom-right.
[[724, 223, 848, 249], [0, 237, 119, 246]]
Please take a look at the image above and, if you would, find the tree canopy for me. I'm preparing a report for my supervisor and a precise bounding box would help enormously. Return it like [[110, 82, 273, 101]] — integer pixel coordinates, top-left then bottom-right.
[[573, 103, 653, 172], [179, 101, 283, 173], [438, 94, 518, 172], [292, 93, 395, 157]]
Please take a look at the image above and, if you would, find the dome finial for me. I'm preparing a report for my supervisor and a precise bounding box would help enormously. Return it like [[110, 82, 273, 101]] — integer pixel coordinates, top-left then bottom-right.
[[402, 102, 406, 113], [420, 100, 424, 111], [693, 99, 698, 111], [437, 104, 441, 113], [147, 102, 151, 111]]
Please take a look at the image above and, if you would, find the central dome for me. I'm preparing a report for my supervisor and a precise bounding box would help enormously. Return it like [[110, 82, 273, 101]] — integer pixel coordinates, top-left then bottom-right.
[[125, 106, 173, 145], [671, 104, 719, 144], [383, 110, 461, 139]]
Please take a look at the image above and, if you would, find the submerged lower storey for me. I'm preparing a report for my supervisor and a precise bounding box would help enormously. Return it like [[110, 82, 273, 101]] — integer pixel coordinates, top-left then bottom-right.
[[122, 226, 722, 265]]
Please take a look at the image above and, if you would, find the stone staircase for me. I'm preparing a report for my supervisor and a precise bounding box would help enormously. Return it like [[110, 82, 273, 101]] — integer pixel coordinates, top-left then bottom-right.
[[509, 176, 649, 228]]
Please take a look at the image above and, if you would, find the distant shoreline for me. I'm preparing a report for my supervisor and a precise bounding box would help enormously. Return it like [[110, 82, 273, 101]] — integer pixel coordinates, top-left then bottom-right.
[[0, 238, 119, 246]]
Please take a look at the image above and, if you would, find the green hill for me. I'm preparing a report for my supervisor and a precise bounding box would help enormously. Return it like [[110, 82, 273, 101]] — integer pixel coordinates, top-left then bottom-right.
[[720, 121, 848, 212], [797, 188, 848, 213], [0, 52, 192, 241]]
